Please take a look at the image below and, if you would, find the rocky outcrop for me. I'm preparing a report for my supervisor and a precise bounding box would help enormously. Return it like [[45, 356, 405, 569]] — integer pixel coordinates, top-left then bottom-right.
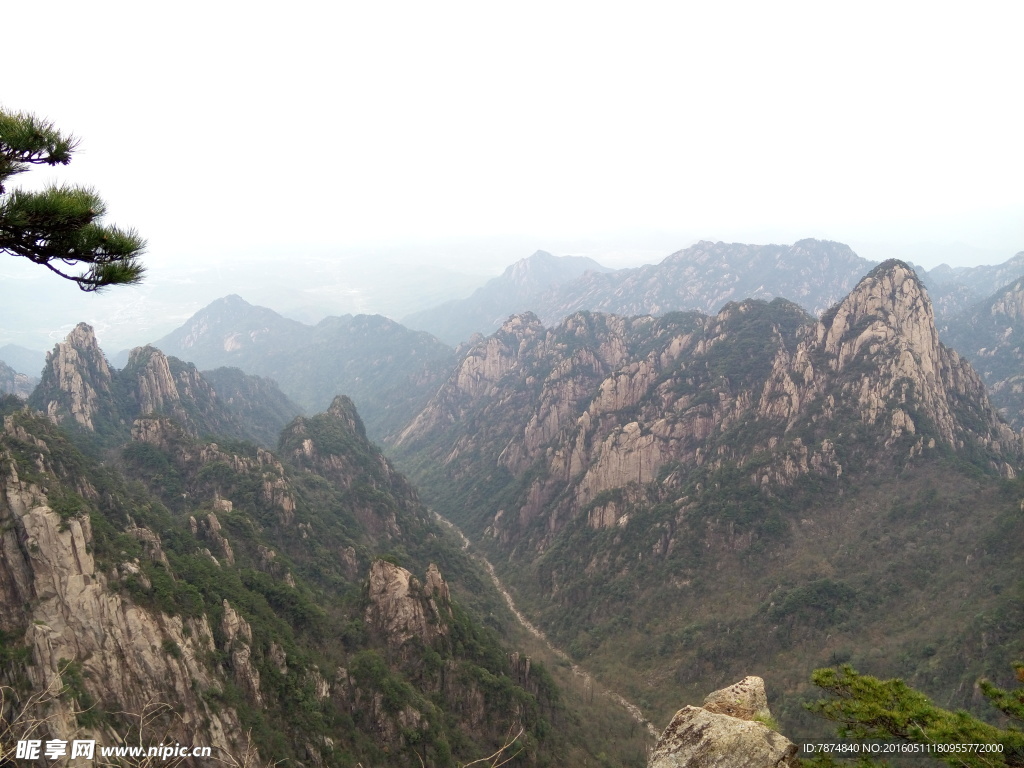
[[221, 600, 262, 705], [30, 325, 279, 445], [701, 676, 772, 721], [649, 677, 797, 768], [30, 323, 115, 430], [282, 396, 419, 536], [131, 416, 297, 526], [806, 260, 1014, 453], [201, 512, 235, 565], [0, 424, 250, 760], [365, 560, 450, 652]]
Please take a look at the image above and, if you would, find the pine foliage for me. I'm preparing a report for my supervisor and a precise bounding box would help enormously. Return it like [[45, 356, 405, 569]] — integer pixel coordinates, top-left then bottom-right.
[[0, 109, 145, 290], [808, 664, 1024, 767]]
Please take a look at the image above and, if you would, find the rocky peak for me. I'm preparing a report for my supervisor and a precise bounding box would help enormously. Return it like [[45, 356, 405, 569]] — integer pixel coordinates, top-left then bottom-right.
[[326, 395, 367, 440], [365, 560, 450, 652], [126, 345, 184, 416], [395, 313, 546, 446], [701, 676, 772, 721], [424, 562, 450, 602], [810, 259, 1017, 455], [820, 260, 940, 368], [33, 323, 114, 430], [0, 359, 36, 398]]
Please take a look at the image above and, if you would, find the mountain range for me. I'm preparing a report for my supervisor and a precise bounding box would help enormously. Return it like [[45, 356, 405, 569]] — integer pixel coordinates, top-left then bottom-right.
[[391, 259, 1024, 732], [3, 326, 638, 766], [4, 239, 1024, 767], [404, 240, 875, 344], [147, 295, 457, 441]]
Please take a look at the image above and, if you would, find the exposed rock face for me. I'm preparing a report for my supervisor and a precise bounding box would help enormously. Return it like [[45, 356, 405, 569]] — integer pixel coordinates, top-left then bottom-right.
[[400, 261, 1021, 559], [702, 676, 772, 721], [0, 420, 249, 759], [649, 678, 797, 768], [221, 600, 262, 705], [807, 261, 1011, 452], [30, 325, 283, 446], [649, 706, 797, 768], [283, 396, 421, 536], [31, 323, 115, 430], [365, 560, 450, 652], [131, 416, 297, 526], [122, 346, 245, 439], [202, 512, 235, 565]]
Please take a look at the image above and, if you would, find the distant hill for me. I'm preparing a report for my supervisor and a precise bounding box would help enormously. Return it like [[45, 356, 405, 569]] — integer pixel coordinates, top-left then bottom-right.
[[403, 250, 614, 345], [151, 296, 457, 441], [0, 343, 45, 377], [925, 250, 1024, 322], [0, 358, 36, 398], [530, 238, 876, 322], [404, 240, 875, 345], [942, 273, 1024, 428]]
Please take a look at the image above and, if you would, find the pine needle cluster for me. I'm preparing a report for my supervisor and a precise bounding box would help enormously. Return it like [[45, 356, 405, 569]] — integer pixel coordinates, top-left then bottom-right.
[[808, 664, 1024, 768], [0, 109, 145, 291]]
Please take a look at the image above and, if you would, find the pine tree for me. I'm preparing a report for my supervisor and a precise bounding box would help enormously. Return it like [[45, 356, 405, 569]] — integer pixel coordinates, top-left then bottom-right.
[[0, 109, 145, 291], [808, 664, 1024, 768]]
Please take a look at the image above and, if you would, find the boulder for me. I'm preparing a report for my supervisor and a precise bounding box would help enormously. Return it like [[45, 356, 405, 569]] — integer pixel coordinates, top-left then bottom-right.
[[649, 677, 797, 768]]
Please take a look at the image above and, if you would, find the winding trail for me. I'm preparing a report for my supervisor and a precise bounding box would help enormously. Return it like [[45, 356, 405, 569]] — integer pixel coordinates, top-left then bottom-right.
[[433, 510, 659, 738]]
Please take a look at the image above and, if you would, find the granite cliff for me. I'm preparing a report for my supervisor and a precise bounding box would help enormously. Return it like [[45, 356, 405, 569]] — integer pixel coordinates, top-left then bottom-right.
[[0, 359, 36, 399], [393, 260, 1024, 732], [942, 276, 1024, 429], [398, 260, 1019, 548], [1, 331, 588, 765], [28, 323, 300, 448]]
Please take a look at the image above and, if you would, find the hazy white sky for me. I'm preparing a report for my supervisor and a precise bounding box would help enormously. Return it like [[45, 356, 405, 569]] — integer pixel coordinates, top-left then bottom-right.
[[3, 0, 1023, 285]]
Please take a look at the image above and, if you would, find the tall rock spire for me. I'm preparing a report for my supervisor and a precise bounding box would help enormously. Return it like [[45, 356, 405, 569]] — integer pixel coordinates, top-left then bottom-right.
[[31, 323, 114, 430]]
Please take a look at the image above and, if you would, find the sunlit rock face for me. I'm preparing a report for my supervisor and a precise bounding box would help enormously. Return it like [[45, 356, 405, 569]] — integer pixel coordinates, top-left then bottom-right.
[[401, 260, 1021, 557], [649, 677, 797, 768], [33, 323, 114, 430], [0, 420, 248, 758], [365, 559, 451, 653]]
